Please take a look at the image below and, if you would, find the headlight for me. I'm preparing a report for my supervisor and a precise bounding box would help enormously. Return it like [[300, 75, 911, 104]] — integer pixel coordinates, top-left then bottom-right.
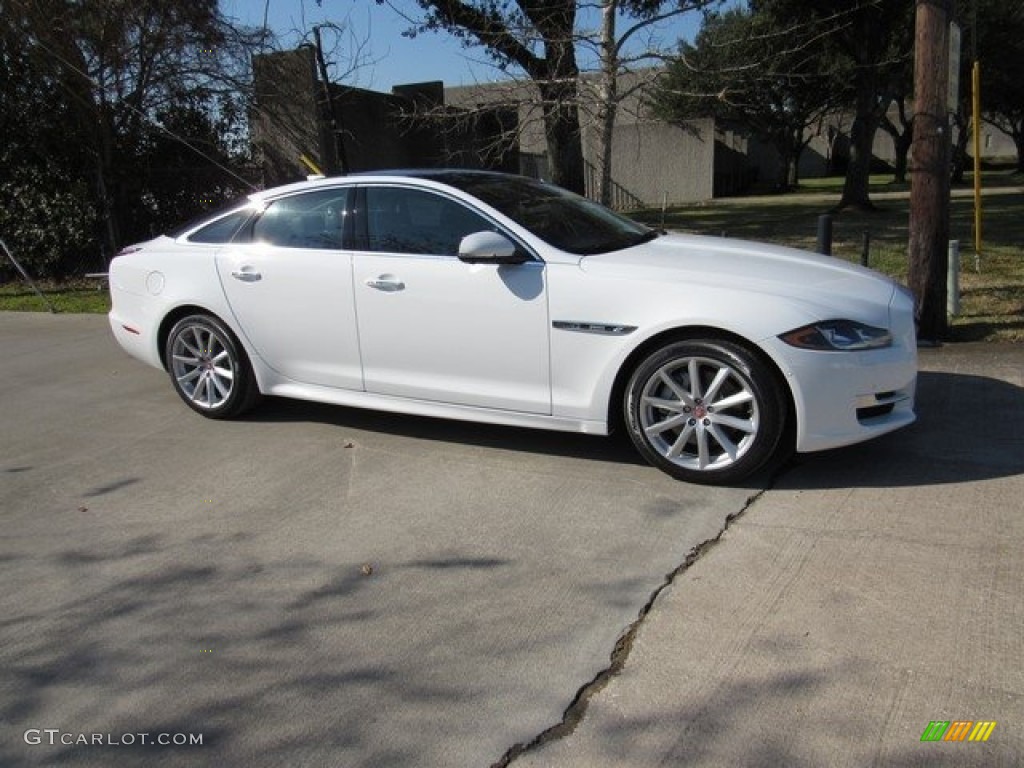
[[779, 320, 893, 351]]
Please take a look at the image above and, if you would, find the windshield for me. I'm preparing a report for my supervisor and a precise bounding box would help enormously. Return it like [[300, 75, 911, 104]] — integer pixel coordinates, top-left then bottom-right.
[[438, 174, 656, 255]]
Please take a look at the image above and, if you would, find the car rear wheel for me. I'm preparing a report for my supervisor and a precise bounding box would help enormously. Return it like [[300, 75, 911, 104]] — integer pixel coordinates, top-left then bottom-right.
[[166, 314, 259, 419], [624, 339, 788, 484]]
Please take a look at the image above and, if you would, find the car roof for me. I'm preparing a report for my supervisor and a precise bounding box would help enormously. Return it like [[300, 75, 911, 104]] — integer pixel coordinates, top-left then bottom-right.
[[248, 169, 544, 203]]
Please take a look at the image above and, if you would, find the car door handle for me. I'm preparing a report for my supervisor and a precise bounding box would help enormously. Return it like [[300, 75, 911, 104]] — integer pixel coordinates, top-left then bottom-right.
[[231, 268, 262, 282], [365, 277, 405, 292]]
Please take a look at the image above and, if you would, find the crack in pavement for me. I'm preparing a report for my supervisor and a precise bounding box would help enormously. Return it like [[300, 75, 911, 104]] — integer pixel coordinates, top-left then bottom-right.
[[492, 464, 791, 768]]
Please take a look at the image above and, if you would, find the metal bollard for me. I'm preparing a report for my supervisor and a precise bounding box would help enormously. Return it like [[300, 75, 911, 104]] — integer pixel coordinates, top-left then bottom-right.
[[816, 214, 832, 255], [948, 240, 960, 317]]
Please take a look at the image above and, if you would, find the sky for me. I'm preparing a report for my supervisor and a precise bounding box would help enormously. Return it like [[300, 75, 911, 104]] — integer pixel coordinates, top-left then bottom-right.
[[221, 0, 707, 92]]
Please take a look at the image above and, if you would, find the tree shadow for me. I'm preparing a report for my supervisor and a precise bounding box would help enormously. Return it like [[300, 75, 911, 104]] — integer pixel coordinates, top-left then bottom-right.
[[546, 657, 1012, 767], [0, 538, 537, 767]]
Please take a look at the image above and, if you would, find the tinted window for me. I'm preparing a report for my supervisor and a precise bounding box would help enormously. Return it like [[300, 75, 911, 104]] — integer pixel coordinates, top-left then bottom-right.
[[435, 174, 655, 255], [252, 189, 349, 249], [363, 187, 493, 256], [187, 209, 253, 243]]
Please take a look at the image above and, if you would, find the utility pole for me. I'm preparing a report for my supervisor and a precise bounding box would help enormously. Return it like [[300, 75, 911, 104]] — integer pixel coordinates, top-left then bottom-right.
[[312, 25, 349, 175], [908, 0, 955, 342]]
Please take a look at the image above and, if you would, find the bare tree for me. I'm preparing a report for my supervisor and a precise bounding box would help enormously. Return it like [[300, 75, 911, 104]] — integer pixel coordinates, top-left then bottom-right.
[[367, 0, 715, 199], [581, 0, 719, 205], [394, 0, 587, 192]]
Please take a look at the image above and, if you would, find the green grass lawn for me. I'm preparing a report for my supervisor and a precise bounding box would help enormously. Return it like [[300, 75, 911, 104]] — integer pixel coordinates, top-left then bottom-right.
[[634, 184, 1024, 343], [0, 279, 111, 314]]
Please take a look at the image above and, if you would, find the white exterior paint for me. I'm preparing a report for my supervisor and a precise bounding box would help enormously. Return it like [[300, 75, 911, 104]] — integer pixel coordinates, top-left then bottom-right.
[[109, 173, 917, 476]]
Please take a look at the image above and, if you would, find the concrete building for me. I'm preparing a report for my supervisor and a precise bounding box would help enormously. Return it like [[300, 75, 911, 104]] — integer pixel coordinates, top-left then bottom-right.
[[252, 48, 1018, 209], [252, 50, 715, 207]]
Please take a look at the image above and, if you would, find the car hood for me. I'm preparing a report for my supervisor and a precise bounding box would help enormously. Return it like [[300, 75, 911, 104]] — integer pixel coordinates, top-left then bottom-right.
[[579, 232, 898, 306]]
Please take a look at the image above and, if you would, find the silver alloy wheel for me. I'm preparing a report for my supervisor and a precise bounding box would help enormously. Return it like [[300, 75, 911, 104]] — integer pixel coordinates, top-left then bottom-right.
[[637, 355, 760, 472], [170, 322, 236, 410]]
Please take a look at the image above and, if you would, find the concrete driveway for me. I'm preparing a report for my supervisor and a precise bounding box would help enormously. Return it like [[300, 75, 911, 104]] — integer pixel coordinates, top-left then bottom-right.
[[0, 312, 764, 768], [516, 343, 1024, 767], [4, 313, 1021, 768]]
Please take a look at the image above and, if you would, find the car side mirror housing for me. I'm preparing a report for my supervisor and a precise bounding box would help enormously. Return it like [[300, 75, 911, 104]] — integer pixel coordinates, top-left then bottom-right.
[[457, 231, 528, 265]]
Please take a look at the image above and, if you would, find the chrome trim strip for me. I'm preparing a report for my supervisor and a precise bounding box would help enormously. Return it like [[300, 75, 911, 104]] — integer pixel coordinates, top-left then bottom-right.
[[552, 321, 637, 336]]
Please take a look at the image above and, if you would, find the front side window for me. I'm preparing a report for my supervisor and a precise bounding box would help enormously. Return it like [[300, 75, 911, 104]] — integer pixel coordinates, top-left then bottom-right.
[[362, 186, 493, 256], [250, 189, 349, 249]]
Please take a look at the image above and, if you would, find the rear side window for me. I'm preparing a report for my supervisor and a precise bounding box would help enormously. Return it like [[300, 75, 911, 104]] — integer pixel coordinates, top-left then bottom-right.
[[250, 189, 350, 249], [186, 210, 253, 243]]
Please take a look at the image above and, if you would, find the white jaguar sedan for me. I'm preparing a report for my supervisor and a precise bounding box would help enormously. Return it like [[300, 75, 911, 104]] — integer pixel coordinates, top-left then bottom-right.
[[109, 170, 917, 484]]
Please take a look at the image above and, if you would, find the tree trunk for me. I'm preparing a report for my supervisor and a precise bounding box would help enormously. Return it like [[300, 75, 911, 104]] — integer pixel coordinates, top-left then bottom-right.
[[596, 0, 618, 206], [838, 99, 880, 210], [791, 143, 805, 188], [893, 129, 913, 183], [777, 150, 795, 190], [837, 17, 892, 213], [882, 116, 915, 184], [538, 78, 585, 194], [949, 113, 971, 184]]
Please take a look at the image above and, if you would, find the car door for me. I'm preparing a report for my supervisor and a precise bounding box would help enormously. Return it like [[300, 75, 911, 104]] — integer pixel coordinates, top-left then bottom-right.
[[351, 184, 551, 414], [215, 187, 364, 390]]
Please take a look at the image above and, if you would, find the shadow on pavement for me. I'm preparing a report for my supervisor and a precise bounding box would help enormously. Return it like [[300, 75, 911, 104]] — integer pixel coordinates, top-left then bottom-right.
[[245, 369, 1023, 490], [783, 371, 1024, 488], [244, 396, 649, 469]]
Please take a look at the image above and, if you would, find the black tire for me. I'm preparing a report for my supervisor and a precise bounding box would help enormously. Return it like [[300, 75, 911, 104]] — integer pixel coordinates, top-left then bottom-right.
[[165, 314, 260, 419], [624, 339, 788, 484]]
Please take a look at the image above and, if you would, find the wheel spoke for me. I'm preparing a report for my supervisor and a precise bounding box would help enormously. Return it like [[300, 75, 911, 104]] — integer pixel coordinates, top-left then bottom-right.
[[190, 375, 208, 403], [696, 428, 711, 468], [643, 395, 686, 413], [687, 359, 703, 399], [179, 338, 202, 359], [666, 423, 696, 458], [645, 412, 690, 437], [176, 368, 201, 385], [657, 371, 693, 405], [712, 390, 754, 410], [711, 413, 756, 434], [703, 367, 730, 403], [707, 424, 739, 461], [211, 372, 231, 400], [189, 327, 206, 354]]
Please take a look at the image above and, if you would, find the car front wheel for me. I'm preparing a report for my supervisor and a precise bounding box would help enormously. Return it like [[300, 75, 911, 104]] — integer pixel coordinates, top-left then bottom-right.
[[166, 314, 259, 419], [624, 339, 788, 484]]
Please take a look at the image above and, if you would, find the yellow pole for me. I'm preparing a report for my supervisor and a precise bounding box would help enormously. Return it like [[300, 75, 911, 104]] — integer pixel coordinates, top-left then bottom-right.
[[299, 154, 324, 176], [972, 61, 982, 266]]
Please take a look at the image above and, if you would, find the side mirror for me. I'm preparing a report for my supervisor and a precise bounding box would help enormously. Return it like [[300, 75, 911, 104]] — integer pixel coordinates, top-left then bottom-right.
[[457, 231, 528, 264]]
